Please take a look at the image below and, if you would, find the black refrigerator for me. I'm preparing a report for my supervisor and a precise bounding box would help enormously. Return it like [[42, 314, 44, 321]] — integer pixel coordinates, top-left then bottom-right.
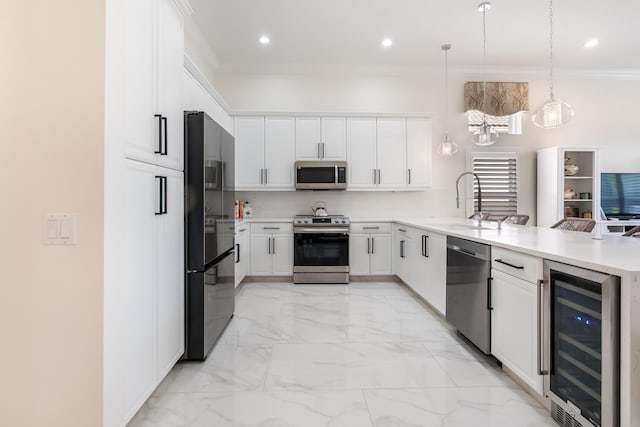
[[183, 111, 235, 361]]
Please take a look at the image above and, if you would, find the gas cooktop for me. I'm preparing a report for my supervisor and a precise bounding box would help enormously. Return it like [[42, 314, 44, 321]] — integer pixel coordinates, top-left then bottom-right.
[[294, 215, 350, 226]]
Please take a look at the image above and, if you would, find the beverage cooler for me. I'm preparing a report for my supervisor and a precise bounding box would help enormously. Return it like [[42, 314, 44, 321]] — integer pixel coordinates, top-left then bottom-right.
[[542, 260, 619, 427]]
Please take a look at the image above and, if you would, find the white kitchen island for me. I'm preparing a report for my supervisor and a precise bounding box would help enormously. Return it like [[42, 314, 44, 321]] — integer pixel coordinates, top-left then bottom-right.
[[390, 217, 640, 427]]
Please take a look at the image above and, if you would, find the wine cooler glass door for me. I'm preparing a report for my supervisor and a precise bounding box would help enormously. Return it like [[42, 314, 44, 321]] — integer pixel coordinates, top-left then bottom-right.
[[544, 260, 619, 427]]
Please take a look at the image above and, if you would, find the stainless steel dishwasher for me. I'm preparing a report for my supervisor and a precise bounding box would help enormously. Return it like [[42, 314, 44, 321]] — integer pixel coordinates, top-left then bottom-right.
[[446, 236, 492, 354]]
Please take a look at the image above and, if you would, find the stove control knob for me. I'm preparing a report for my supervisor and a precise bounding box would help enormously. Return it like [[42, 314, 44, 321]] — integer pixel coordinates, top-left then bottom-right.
[[305, 219, 310, 223], [341, 220, 346, 223]]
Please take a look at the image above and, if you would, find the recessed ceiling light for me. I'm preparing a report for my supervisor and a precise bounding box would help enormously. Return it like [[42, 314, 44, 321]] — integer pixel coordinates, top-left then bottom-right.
[[381, 38, 393, 47], [584, 38, 599, 48], [259, 35, 270, 45]]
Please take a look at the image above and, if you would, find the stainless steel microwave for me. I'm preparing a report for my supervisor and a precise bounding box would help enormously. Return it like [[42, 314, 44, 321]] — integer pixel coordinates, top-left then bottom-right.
[[295, 161, 347, 190]]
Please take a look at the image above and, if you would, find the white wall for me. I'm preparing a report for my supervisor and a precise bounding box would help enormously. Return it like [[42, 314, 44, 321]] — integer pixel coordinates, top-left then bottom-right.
[[0, 1, 105, 426], [215, 71, 640, 223]]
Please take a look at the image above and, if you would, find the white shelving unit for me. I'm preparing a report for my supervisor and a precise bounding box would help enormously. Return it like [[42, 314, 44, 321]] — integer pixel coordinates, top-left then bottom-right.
[[537, 147, 600, 227]]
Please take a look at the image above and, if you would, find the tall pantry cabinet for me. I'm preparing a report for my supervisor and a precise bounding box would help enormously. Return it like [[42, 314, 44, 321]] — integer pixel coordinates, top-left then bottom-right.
[[104, 1, 192, 426]]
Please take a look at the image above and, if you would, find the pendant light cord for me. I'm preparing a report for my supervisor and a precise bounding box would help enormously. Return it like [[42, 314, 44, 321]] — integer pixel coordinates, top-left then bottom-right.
[[482, 5, 488, 120], [548, 0, 554, 99], [444, 46, 449, 136]]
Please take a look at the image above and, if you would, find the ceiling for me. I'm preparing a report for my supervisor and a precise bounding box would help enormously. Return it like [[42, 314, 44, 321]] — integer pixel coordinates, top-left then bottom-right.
[[188, 0, 640, 76]]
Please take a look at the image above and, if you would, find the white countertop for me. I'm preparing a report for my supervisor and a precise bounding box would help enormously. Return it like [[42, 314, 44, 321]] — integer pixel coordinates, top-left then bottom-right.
[[394, 217, 640, 276]]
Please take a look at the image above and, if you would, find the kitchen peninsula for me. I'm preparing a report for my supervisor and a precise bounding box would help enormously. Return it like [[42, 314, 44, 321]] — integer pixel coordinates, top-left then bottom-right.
[[378, 216, 640, 427]]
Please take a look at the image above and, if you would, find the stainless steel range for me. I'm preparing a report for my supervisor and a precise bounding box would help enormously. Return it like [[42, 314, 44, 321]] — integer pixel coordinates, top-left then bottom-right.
[[293, 215, 350, 284]]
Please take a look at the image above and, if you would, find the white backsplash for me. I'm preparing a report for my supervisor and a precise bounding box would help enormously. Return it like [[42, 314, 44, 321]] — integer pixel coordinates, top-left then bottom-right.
[[236, 189, 460, 219]]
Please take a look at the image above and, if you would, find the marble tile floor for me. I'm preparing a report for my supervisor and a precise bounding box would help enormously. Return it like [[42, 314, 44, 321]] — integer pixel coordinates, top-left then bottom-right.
[[129, 282, 557, 426]]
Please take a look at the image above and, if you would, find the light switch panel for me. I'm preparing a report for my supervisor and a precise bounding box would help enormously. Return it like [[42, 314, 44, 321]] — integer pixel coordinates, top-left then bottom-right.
[[44, 213, 77, 245]]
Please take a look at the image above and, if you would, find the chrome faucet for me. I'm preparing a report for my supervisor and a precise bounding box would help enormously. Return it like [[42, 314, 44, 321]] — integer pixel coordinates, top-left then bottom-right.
[[455, 172, 483, 218]]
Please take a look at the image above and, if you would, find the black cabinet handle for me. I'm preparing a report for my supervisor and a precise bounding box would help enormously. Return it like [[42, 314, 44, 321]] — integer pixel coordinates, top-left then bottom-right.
[[367, 237, 371, 254], [400, 240, 405, 258], [161, 116, 168, 155], [371, 237, 375, 254], [425, 235, 429, 257], [154, 114, 162, 154], [487, 277, 493, 311], [155, 176, 167, 215], [495, 259, 524, 270], [235, 243, 240, 263]]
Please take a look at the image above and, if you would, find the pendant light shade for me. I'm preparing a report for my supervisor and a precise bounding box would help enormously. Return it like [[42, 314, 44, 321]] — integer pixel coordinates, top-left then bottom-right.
[[472, 2, 498, 146], [532, 0, 574, 129], [472, 121, 499, 146], [437, 44, 458, 156]]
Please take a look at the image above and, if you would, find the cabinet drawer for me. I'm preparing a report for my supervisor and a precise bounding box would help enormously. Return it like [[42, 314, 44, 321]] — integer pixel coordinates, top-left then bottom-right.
[[351, 223, 392, 234], [491, 247, 541, 283], [251, 223, 293, 234]]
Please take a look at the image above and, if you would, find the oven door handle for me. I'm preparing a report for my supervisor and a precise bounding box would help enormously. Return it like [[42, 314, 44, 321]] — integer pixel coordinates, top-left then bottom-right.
[[294, 228, 349, 234]]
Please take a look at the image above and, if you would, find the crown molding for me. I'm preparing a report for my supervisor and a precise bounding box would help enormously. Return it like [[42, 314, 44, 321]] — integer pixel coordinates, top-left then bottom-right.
[[184, 55, 232, 112], [214, 63, 640, 81]]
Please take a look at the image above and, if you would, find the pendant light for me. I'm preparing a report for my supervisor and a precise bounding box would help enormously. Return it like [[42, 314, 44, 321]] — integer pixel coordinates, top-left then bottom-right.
[[532, 0, 574, 128], [472, 2, 498, 146], [437, 44, 458, 156]]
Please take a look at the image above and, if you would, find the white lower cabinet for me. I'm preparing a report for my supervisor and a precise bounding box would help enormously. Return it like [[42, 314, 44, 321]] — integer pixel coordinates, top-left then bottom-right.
[[393, 226, 412, 282], [234, 224, 249, 287], [122, 159, 184, 422], [250, 223, 293, 275], [491, 247, 543, 394], [407, 231, 446, 315], [349, 223, 392, 275]]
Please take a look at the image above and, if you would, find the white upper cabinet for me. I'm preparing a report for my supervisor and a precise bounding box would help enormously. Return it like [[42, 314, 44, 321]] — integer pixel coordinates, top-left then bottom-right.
[[347, 118, 377, 188], [122, 0, 185, 171], [235, 116, 266, 188], [235, 116, 295, 190], [236, 114, 431, 191], [406, 118, 432, 188], [296, 117, 346, 160], [295, 117, 322, 159], [376, 118, 406, 188], [265, 117, 296, 188]]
